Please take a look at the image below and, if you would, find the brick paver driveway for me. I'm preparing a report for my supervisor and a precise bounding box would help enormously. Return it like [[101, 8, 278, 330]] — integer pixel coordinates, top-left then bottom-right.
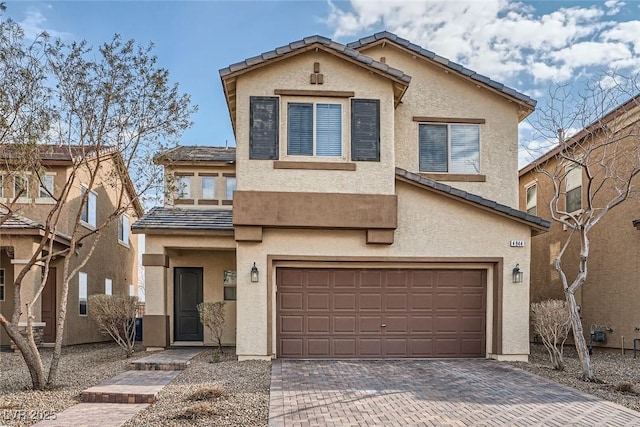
[[268, 359, 640, 426]]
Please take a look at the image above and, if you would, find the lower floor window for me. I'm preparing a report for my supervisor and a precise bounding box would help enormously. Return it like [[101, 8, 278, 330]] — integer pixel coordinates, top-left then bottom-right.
[[78, 272, 87, 316]]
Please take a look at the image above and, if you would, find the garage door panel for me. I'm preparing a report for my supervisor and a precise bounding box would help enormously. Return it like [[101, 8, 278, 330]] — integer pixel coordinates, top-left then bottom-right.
[[280, 293, 303, 310], [334, 316, 356, 333], [308, 339, 330, 356], [307, 293, 330, 310], [334, 339, 356, 356], [334, 294, 356, 310], [276, 268, 486, 358]]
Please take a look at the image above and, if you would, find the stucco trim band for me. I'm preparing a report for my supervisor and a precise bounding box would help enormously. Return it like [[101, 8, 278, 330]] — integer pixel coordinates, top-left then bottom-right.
[[235, 225, 263, 242], [366, 229, 395, 244], [412, 116, 486, 124], [233, 191, 397, 229], [142, 254, 170, 268], [273, 161, 357, 171], [274, 89, 355, 98], [420, 173, 487, 182]]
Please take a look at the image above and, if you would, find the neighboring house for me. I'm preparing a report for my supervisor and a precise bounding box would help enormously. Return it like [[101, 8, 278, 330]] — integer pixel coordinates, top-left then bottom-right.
[[133, 32, 549, 361], [519, 95, 640, 350], [0, 145, 142, 349]]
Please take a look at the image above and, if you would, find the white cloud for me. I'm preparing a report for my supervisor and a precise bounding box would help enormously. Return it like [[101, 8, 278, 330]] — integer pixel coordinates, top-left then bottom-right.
[[325, 0, 640, 85], [18, 8, 71, 40]]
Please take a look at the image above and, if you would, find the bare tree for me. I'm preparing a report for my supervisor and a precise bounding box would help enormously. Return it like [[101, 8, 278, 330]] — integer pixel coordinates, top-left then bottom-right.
[[0, 7, 196, 389], [89, 294, 138, 357], [197, 302, 227, 354], [531, 300, 571, 370], [523, 74, 640, 381]]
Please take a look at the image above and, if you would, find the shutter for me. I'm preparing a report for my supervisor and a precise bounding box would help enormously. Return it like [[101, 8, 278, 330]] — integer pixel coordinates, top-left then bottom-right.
[[450, 125, 480, 173], [351, 99, 380, 161], [419, 124, 448, 172], [316, 104, 342, 157], [250, 96, 279, 159], [287, 103, 313, 155]]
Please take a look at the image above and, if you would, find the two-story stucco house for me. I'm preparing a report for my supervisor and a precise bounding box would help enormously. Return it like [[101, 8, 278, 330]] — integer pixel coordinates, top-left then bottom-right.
[[519, 95, 640, 350], [0, 145, 142, 349], [133, 32, 549, 361]]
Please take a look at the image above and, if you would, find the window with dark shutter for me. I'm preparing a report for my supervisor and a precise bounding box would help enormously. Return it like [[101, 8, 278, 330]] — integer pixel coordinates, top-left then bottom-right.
[[250, 96, 279, 160], [351, 99, 380, 162]]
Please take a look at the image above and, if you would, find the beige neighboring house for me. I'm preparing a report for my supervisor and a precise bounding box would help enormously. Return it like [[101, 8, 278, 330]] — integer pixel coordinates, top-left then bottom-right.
[[0, 145, 142, 349], [133, 32, 549, 361], [519, 95, 640, 350]]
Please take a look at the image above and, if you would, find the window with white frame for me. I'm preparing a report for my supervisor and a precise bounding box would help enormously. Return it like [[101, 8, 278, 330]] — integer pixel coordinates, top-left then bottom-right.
[[287, 103, 342, 157], [175, 175, 191, 199], [129, 284, 134, 297], [201, 176, 216, 199], [80, 186, 97, 227], [0, 268, 5, 301], [226, 177, 236, 200], [419, 124, 480, 173], [14, 174, 29, 199], [566, 166, 582, 213], [118, 214, 130, 245], [105, 278, 112, 296], [39, 175, 54, 198], [79, 272, 88, 316], [526, 183, 537, 216]]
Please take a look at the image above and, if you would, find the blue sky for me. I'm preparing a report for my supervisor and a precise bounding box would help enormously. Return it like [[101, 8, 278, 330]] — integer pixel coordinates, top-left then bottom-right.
[[4, 1, 640, 166]]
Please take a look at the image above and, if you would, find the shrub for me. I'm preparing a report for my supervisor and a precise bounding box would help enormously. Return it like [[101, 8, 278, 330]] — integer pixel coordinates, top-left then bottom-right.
[[88, 294, 138, 357], [615, 381, 635, 393], [174, 402, 216, 420], [531, 299, 571, 371], [188, 385, 226, 401], [197, 301, 226, 354]]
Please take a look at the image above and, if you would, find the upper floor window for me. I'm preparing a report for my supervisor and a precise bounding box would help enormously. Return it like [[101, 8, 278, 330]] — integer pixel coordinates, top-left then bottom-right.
[[201, 176, 216, 199], [105, 278, 112, 296], [288, 103, 342, 157], [39, 175, 54, 198], [118, 214, 130, 245], [0, 268, 5, 301], [78, 272, 88, 316], [81, 186, 97, 227], [419, 124, 480, 174], [526, 183, 537, 216], [565, 166, 582, 213], [226, 177, 236, 200], [175, 175, 191, 199], [14, 174, 29, 199]]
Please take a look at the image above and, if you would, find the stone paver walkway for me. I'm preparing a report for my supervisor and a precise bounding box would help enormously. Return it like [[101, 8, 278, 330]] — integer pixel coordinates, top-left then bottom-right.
[[269, 359, 640, 426], [33, 347, 203, 427]]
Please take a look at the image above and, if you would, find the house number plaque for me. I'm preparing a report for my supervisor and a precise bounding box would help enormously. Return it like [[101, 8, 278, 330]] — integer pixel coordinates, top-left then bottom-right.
[[510, 240, 525, 247]]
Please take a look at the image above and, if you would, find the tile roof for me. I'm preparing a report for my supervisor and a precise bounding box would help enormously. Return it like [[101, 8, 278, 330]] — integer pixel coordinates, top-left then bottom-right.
[[219, 35, 411, 84], [155, 146, 236, 163], [347, 31, 536, 109], [0, 144, 115, 162], [0, 208, 72, 242], [131, 207, 234, 231], [395, 168, 550, 231]]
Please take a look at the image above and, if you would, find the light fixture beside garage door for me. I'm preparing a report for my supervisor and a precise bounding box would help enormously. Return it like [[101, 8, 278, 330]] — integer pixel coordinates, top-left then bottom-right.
[[251, 262, 259, 282], [512, 264, 524, 283]]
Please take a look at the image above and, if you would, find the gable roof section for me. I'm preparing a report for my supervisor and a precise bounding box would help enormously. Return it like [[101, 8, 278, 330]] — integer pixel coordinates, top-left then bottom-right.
[[0, 208, 72, 246], [348, 31, 536, 120], [519, 94, 640, 176], [219, 35, 412, 133], [395, 168, 550, 234], [131, 207, 233, 235], [154, 146, 236, 165]]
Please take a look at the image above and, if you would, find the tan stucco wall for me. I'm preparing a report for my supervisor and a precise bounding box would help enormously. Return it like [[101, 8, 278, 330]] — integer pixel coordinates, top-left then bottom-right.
[[361, 44, 523, 207], [144, 234, 237, 346], [236, 181, 532, 360], [234, 49, 396, 195]]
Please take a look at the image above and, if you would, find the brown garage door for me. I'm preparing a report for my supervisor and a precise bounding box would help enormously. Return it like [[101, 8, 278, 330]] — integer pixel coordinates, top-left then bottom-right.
[[277, 268, 486, 358]]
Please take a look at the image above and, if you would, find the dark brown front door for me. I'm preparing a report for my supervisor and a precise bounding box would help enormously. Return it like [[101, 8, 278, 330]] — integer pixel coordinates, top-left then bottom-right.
[[174, 267, 203, 342], [42, 268, 56, 343], [277, 268, 486, 358]]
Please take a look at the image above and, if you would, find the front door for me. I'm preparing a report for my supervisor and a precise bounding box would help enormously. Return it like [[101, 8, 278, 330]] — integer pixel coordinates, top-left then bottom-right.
[[41, 268, 56, 343], [174, 267, 203, 341]]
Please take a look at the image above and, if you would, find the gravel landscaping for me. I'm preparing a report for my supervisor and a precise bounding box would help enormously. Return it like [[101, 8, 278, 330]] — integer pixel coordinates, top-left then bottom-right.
[[2, 341, 640, 426]]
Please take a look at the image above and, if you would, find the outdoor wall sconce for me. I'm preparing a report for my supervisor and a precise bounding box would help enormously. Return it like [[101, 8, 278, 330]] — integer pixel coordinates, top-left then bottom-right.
[[512, 264, 524, 283], [250, 262, 259, 283]]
